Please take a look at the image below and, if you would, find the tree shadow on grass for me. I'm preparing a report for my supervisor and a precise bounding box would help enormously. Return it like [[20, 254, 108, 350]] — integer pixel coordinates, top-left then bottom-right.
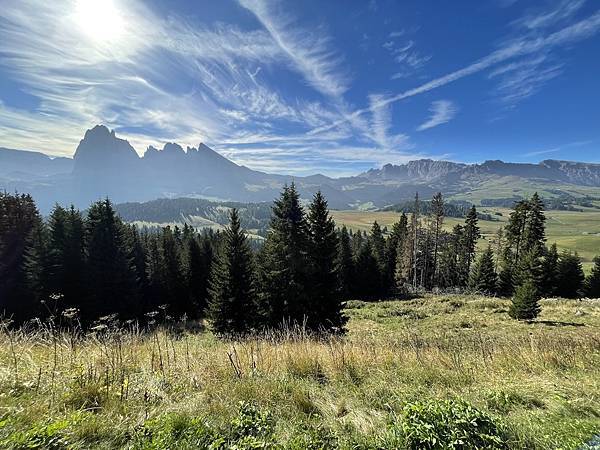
[[535, 320, 585, 327]]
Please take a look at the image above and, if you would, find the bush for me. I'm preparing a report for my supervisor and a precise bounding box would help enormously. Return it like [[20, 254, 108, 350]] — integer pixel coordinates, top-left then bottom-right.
[[509, 280, 540, 320], [398, 399, 507, 449]]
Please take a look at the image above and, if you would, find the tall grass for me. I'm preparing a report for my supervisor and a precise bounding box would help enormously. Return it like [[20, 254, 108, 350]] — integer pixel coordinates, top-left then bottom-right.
[[0, 295, 599, 448]]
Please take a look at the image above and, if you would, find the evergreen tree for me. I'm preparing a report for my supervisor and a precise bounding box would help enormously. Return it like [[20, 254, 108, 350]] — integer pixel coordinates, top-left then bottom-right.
[[369, 221, 386, 294], [207, 209, 256, 335], [509, 279, 540, 320], [186, 235, 212, 318], [85, 199, 138, 322], [307, 191, 346, 331], [584, 256, 600, 298], [337, 226, 354, 299], [0, 192, 43, 323], [463, 206, 480, 274], [160, 226, 188, 318], [523, 193, 546, 253], [556, 251, 585, 299], [354, 240, 380, 299], [468, 247, 497, 294], [258, 184, 310, 326], [430, 192, 445, 286], [387, 214, 408, 293], [509, 249, 542, 320], [541, 243, 559, 297]]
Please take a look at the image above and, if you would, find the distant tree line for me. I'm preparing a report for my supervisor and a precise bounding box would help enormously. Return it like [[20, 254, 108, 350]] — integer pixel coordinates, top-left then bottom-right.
[[2, 189, 600, 332]]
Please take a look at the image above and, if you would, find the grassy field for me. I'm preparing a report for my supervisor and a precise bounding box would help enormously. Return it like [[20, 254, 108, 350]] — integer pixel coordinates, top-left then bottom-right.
[[1, 295, 599, 449], [331, 207, 600, 272]]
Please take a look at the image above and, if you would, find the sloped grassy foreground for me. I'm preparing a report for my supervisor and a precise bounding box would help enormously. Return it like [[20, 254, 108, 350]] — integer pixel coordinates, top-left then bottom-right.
[[1, 295, 599, 449]]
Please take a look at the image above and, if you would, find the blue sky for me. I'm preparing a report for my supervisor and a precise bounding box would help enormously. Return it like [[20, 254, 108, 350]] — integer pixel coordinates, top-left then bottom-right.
[[0, 0, 599, 176]]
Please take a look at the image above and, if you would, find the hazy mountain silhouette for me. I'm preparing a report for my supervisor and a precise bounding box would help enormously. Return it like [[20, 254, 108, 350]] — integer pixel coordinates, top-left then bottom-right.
[[2, 125, 599, 212]]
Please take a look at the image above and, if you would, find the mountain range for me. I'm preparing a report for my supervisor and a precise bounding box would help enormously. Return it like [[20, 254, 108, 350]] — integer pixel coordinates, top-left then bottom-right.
[[2, 124, 600, 213]]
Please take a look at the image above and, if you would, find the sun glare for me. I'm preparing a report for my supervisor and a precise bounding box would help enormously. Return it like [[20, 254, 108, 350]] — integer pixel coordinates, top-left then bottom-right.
[[75, 0, 124, 43]]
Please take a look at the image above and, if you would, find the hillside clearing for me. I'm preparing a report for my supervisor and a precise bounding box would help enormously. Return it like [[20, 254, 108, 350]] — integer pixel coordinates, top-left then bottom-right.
[[1, 295, 599, 449]]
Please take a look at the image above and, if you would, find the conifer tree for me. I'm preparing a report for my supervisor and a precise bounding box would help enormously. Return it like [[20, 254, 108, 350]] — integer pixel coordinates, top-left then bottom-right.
[[354, 240, 380, 299], [584, 256, 600, 298], [307, 191, 346, 331], [207, 209, 256, 335], [509, 249, 542, 320], [337, 226, 354, 299], [430, 193, 445, 285], [369, 221, 386, 294], [160, 226, 188, 317], [541, 243, 559, 297], [464, 206, 480, 274], [85, 199, 138, 322], [186, 235, 212, 318], [523, 193, 546, 253], [509, 279, 540, 320], [387, 214, 408, 292], [556, 251, 585, 299], [468, 246, 497, 294], [258, 184, 310, 326], [1, 192, 43, 323]]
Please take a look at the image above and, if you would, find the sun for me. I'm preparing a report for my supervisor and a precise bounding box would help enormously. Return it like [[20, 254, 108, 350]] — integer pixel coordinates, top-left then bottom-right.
[[74, 0, 124, 43]]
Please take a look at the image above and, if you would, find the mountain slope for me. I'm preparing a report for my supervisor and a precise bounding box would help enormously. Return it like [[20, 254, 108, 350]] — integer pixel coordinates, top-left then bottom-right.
[[2, 124, 599, 212]]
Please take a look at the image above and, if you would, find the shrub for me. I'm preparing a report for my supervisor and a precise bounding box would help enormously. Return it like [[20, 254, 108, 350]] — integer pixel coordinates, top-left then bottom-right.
[[398, 399, 507, 449], [509, 280, 540, 320]]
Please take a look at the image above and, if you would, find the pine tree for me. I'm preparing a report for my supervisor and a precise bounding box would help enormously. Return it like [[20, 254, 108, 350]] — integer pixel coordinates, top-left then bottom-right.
[[160, 226, 189, 318], [430, 193, 444, 286], [523, 193, 546, 253], [464, 206, 480, 274], [509, 279, 540, 320], [1, 192, 43, 323], [369, 221, 386, 294], [556, 251, 585, 299], [307, 191, 346, 331], [186, 235, 212, 318], [354, 240, 381, 299], [387, 213, 408, 293], [541, 243, 559, 298], [207, 209, 256, 335], [258, 184, 310, 326], [509, 248, 542, 320], [337, 226, 354, 299], [85, 199, 138, 322], [584, 256, 600, 298], [468, 247, 497, 294]]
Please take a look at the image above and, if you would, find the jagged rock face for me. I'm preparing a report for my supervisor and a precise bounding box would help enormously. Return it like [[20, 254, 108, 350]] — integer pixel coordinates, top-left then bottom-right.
[[73, 125, 139, 174], [3, 124, 600, 213], [541, 160, 600, 186]]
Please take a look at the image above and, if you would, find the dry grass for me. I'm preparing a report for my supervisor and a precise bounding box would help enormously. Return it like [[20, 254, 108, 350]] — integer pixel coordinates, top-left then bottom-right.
[[0, 295, 599, 448]]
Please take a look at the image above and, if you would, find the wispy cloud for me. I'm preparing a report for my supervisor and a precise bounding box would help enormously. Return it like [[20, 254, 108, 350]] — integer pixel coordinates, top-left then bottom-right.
[[523, 139, 593, 157], [238, 0, 349, 99], [417, 100, 458, 131]]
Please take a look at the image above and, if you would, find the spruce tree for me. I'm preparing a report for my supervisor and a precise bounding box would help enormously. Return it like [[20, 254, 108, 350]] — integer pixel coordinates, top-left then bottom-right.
[[186, 235, 212, 318], [369, 221, 386, 294], [430, 192, 445, 286], [556, 251, 585, 299], [258, 184, 310, 326], [469, 246, 497, 294], [160, 226, 188, 318], [584, 256, 600, 298], [464, 206, 480, 274], [1, 192, 43, 323], [354, 240, 380, 299], [509, 279, 540, 320], [337, 226, 355, 299], [307, 191, 346, 331], [541, 243, 559, 298], [386, 213, 408, 292], [207, 209, 256, 335], [523, 193, 546, 253], [509, 249, 542, 320], [85, 199, 138, 322]]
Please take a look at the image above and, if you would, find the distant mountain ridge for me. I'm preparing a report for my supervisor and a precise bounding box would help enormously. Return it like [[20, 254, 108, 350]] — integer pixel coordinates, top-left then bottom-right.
[[1, 124, 599, 212]]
